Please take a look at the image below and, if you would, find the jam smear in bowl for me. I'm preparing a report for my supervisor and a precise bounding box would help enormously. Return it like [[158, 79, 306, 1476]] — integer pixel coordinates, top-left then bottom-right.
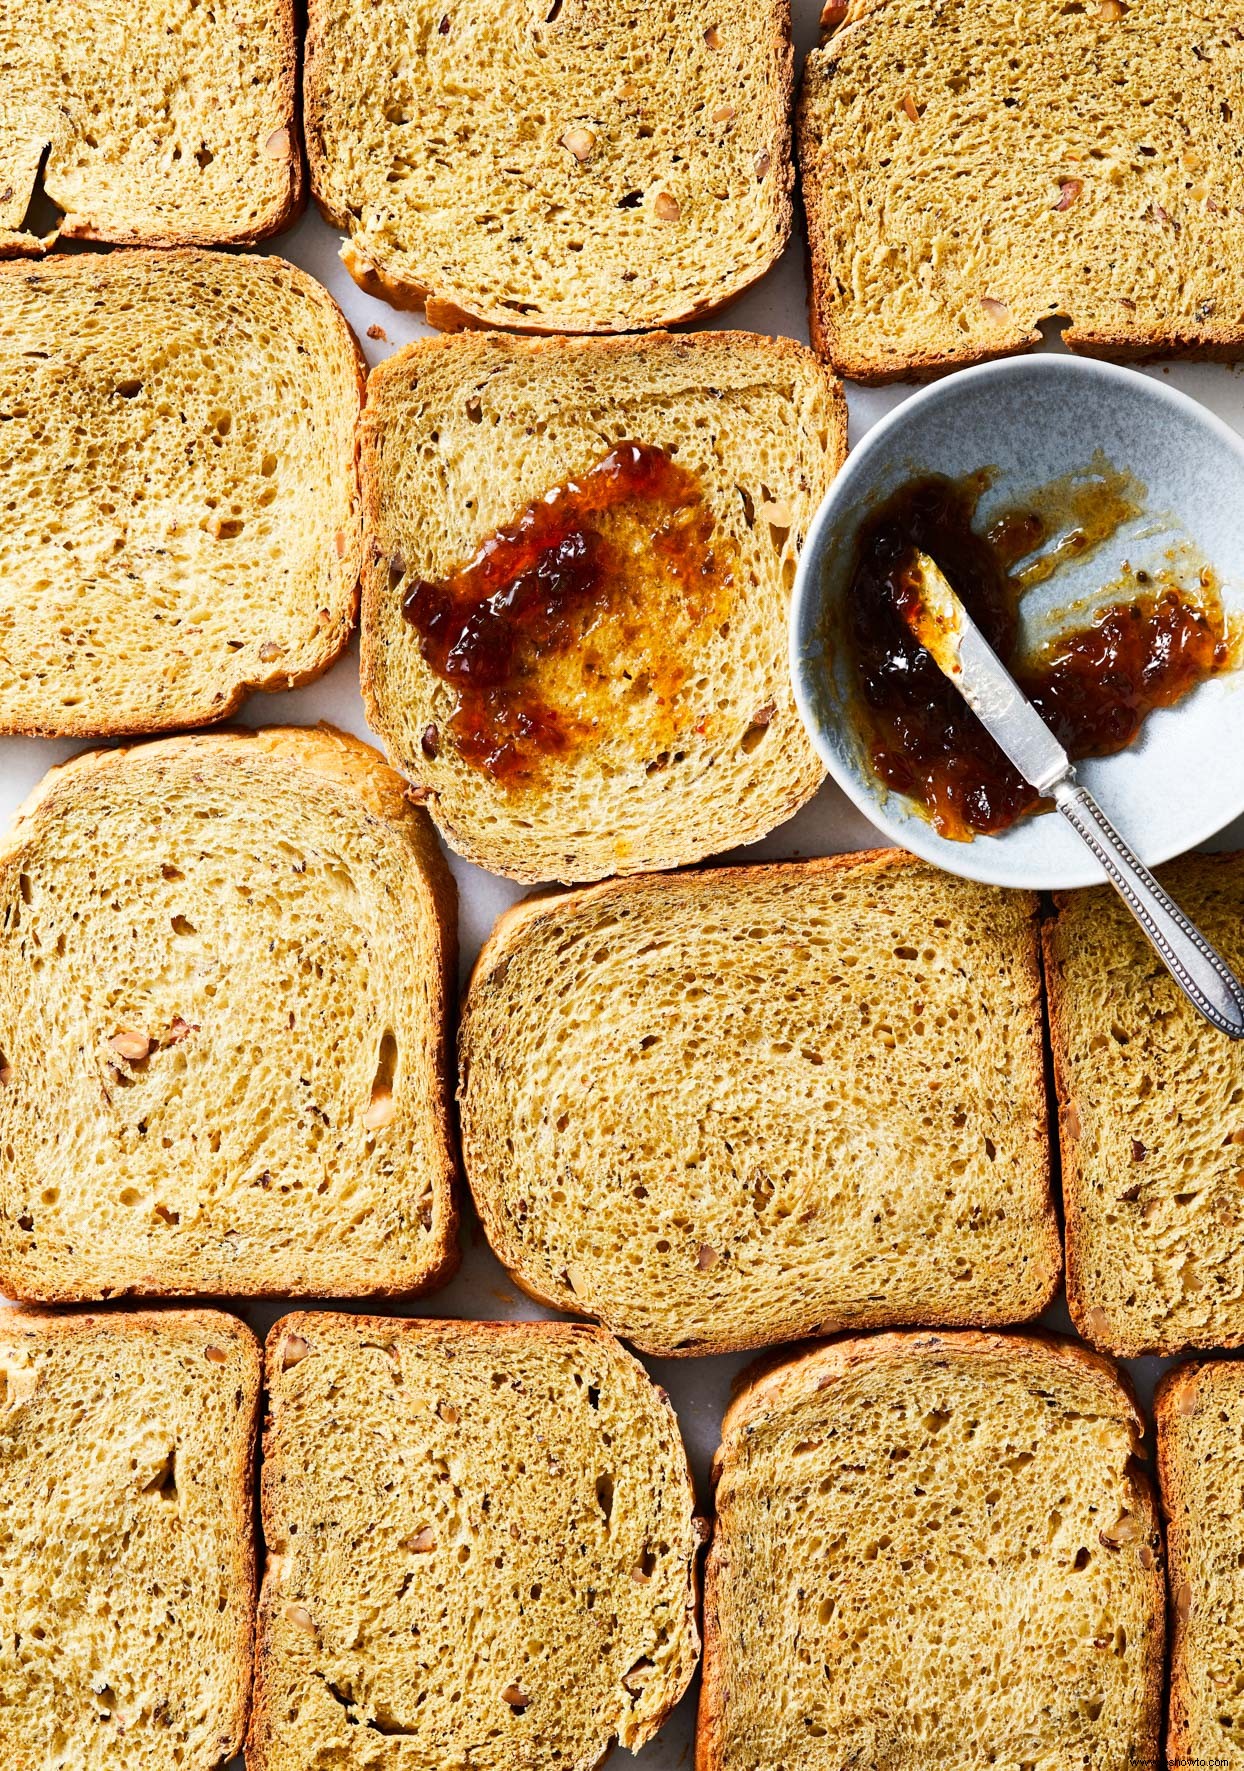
[[402, 441, 735, 786]]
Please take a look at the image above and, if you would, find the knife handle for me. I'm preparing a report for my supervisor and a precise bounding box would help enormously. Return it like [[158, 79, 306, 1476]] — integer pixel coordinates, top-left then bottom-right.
[[1053, 778, 1244, 1040]]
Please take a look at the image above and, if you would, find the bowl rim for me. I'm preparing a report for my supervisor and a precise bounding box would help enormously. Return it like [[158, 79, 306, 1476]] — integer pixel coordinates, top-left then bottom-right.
[[789, 353, 1244, 890]]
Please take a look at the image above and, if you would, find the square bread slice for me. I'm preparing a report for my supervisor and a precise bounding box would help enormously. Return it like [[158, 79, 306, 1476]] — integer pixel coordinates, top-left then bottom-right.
[[0, 1307, 260, 1771], [0, 251, 365, 738], [699, 1331, 1165, 1771], [0, 726, 458, 1302], [0, 0, 299, 255], [460, 850, 1061, 1355], [305, 0, 792, 332], [360, 330, 844, 882], [249, 1313, 701, 1771], [798, 0, 1244, 382], [1045, 851, 1244, 1357], [1157, 1359, 1244, 1768]]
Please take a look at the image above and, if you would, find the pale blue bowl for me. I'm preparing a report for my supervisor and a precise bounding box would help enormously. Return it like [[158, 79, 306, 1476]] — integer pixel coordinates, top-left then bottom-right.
[[790, 356, 1244, 890]]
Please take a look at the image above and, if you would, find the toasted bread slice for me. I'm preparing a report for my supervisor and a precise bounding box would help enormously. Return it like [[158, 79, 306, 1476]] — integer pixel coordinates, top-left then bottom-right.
[[0, 1307, 260, 1771], [360, 330, 843, 882], [1045, 852, 1244, 1357], [798, 0, 1244, 382], [699, 1331, 1165, 1771], [0, 0, 299, 254], [460, 851, 1060, 1355], [1157, 1359, 1244, 1768], [306, 0, 792, 332], [0, 251, 364, 738], [250, 1313, 701, 1771], [0, 727, 458, 1301]]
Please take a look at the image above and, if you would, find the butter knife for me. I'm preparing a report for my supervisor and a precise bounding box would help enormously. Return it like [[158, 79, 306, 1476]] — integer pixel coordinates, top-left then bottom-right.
[[903, 550, 1244, 1039]]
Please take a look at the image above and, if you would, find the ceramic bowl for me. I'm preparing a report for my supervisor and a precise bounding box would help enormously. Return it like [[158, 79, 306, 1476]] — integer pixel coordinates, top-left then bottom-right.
[[790, 355, 1244, 890]]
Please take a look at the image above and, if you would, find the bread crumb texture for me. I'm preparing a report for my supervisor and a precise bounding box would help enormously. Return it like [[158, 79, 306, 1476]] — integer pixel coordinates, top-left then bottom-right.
[[1047, 852, 1244, 1357], [461, 851, 1060, 1355], [0, 251, 364, 738], [360, 331, 843, 881], [306, 0, 792, 331], [0, 727, 458, 1301], [798, 0, 1244, 381], [0, 0, 299, 253], [700, 1331, 1164, 1771], [0, 1308, 260, 1771], [250, 1314, 700, 1771], [1157, 1360, 1244, 1767]]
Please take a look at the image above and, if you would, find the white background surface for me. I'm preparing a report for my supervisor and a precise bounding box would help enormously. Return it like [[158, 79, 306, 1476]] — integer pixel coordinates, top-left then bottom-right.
[[5, 2, 1244, 1763]]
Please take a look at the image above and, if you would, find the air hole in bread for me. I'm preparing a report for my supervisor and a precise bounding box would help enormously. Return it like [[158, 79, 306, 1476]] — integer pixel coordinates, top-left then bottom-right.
[[595, 1471, 614, 1521]]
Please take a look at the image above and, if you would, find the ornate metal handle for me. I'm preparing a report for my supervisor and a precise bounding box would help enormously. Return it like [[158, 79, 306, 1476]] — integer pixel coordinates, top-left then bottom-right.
[[1053, 778, 1244, 1040]]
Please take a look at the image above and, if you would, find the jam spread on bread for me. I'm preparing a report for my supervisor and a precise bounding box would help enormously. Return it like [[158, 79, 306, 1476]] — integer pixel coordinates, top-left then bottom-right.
[[844, 470, 1231, 840], [402, 441, 733, 783]]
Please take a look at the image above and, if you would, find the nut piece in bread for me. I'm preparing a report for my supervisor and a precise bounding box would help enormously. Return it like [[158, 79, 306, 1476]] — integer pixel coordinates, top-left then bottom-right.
[[1045, 852, 1244, 1356], [0, 1308, 260, 1771], [1156, 1359, 1244, 1768], [0, 726, 458, 1302], [461, 851, 1060, 1355], [0, 251, 365, 738], [306, 0, 792, 332], [0, 0, 300, 254], [360, 330, 843, 882], [249, 1313, 701, 1771], [699, 1331, 1165, 1771], [798, 0, 1244, 381]]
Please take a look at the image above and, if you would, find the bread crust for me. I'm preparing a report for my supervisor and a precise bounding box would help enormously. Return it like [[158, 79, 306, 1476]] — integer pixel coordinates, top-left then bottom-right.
[[306, 0, 793, 331], [4, 0, 303, 253], [461, 848, 1060, 1353], [797, 0, 1244, 382], [249, 1312, 701, 1770], [1046, 854, 1244, 1358], [698, 1328, 1165, 1771], [0, 725, 460, 1302], [0, 251, 365, 739], [0, 1305, 262, 1761]]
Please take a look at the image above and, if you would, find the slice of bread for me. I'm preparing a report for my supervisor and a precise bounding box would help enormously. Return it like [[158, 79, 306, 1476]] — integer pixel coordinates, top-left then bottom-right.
[[0, 0, 299, 254], [250, 1313, 701, 1771], [799, 0, 1244, 382], [1045, 851, 1244, 1357], [306, 0, 792, 332], [461, 850, 1061, 1355], [699, 1330, 1165, 1771], [0, 251, 364, 738], [360, 330, 843, 882], [0, 726, 458, 1301], [0, 1307, 260, 1771], [1156, 1359, 1244, 1768]]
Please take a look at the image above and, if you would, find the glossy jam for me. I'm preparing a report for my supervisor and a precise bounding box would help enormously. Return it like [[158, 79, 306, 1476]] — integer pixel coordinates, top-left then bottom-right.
[[402, 441, 733, 784], [843, 472, 1232, 840]]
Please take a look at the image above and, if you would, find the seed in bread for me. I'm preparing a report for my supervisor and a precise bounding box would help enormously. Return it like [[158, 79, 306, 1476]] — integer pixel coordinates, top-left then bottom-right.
[[798, 0, 1244, 382], [0, 1308, 260, 1771], [249, 1313, 701, 1771], [306, 0, 792, 332], [0, 726, 458, 1302], [1156, 1359, 1244, 1768], [1045, 851, 1244, 1356], [0, 251, 364, 738], [461, 850, 1061, 1355], [699, 1331, 1165, 1771], [360, 330, 843, 882], [0, 0, 299, 254]]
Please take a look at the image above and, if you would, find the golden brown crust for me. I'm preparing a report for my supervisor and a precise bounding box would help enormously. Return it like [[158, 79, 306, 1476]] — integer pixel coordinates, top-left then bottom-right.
[[0, 251, 365, 740], [0, 726, 461, 1302], [307, 0, 793, 331], [698, 1329, 1164, 1771], [461, 849, 1060, 1355], [0, 1305, 262, 1758]]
